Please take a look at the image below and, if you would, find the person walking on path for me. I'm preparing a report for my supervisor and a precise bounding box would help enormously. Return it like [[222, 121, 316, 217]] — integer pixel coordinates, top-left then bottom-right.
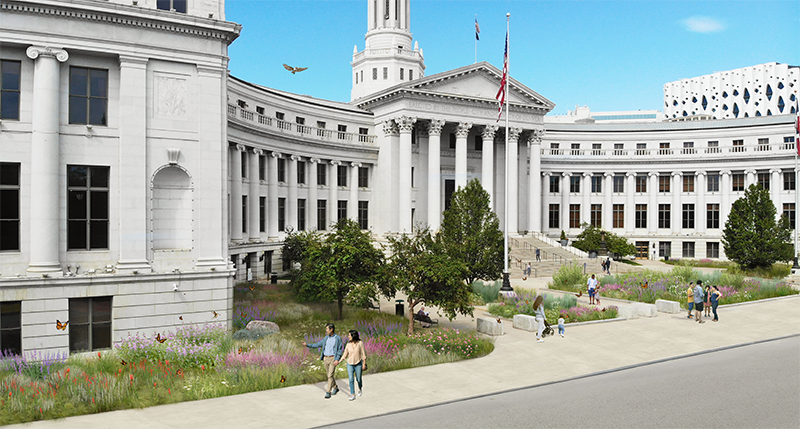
[[703, 285, 712, 318], [526, 262, 532, 277], [710, 285, 721, 322], [686, 282, 695, 319], [535, 248, 541, 261], [557, 316, 565, 338], [693, 281, 705, 323], [303, 323, 343, 398], [335, 330, 367, 401], [533, 295, 546, 343], [587, 274, 598, 305]]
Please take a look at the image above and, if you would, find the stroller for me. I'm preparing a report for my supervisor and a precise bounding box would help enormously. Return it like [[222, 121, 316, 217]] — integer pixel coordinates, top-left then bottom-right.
[[541, 319, 554, 338]]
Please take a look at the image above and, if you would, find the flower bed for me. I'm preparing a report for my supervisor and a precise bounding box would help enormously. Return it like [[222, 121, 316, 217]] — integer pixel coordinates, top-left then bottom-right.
[[487, 289, 619, 323]]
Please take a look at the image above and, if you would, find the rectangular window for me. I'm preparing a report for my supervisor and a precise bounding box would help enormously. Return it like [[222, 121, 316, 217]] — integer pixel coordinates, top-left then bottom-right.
[[636, 142, 647, 155], [372, 68, 377, 80], [337, 124, 347, 139], [757, 172, 770, 190], [383, 67, 388, 80], [706, 242, 720, 258], [69, 67, 107, 125], [784, 171, 796, 191], [275, 111, 285, 120], [358, 201, 369, 229], [297, 161, 306, 185], [659, 176, 670, 193], [732, 173, 745, 191], [337, 165, 347, 187], [278, 158, 286, 182], [707, 140, 720, 154], [569, 204, 580, 228], [399, 68, 404, 80], [548, 204, 559, 229], [550, 143, 560, 155], [549, 176, 560, 193], [590, 204, 602, 227], [635, 204, 647, 229], [682, 141, 695, 155], [408, 69, 413, 80], [659, 242, 671, 258], [732, 139, 744, 153], [241, 151, 247, 179], [317, 163, 327, 186], [757, 138, 769, 151], [659, 142, 670, 155], [69, 296, 112, 352], [683, 175, 694, 192], [682, 242, 695, 258], [591, 176, 602, 193], [259, 196, 266, 233], [569, 176, 580, 193], [241, 196, 247, 233], [682, 203, 695, 229], [358, 167, 369, 188], [0, 301, 21, 356], [613, 204, 624, 228], [317, 200, 327, 231], [474, 135, 483, 151], [571, 143, 580, 155], [658, 204, 670, 229], [297, 199, 306, 231], [67, 165, 109, 250], [256, 106, 265, 115], [707, 174, 720, 192], [613, 176, 624, 193], [592, 143, 601, 156], [258, 155, 265, 181], [636, 176, 647, 193], [411, 167, 415, 188], [156, 0, 187, 13], [1, 60, 21, 120], [278, 198, 285, 232], [707, 204, 720, 229], [337, 200, 347, 221], [613, 143, 624, 156], [450, 133, 456, 149], [0, 163, 20, 251], [784, 203, 796, 229]]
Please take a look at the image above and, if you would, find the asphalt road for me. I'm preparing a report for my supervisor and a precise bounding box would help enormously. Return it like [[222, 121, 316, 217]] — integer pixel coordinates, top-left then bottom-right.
[[321, 336, 800, 429]]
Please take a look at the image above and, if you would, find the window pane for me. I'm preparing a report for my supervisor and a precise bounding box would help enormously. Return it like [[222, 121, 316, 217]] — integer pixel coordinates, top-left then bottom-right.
[[90, 220, 108, 249], [69, 68, 88, 96], [0, 221, 20, 251], [1, 92, 19, 120], [173, 0, 187, 13], [90, 167, 109, 188], [69, 324, 90, 352], [92, 322, 112, 349], [90, 191, 108, 219], [157, 0, 170, 10], [69, 96, 87, 124], [89, 70, 107, 98], [68, 166, 87, 187], [1, 329, 21, 356], [89, 98, 107, 125], [68, 191, 87, 220], [0, 163, 19, 186], [1, 61, 21, 90], [70, 299, 89, 324], [68, 220, 87, 249], [92, 297, 112, 322], [0, 190, 19, 219], [0, 301, 21, 329]]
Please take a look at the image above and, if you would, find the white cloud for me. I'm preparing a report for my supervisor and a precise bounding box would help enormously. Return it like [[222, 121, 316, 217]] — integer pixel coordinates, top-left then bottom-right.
[[682, 16, 724, 33]]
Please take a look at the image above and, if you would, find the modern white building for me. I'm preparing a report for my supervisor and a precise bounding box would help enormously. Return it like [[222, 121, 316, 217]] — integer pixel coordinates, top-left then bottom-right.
[[545, 106, 661, 124]]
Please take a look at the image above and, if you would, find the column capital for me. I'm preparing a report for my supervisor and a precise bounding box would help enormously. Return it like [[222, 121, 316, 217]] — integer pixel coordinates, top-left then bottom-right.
[[744, 168, 757, 175], [26, 46, 69, 62], [290, 154, 302, 162], [770, 167, 782, 174], [270, 151, 282, 159], [720, 169, 732, 176], [396, 116, 417, 133], [330, 160, 341, 166], [235, 144, 247, 152], [481, 124, 499, 140], [351, 161, 362, 168], [561, 172, 572, 177], [507, 127, 522, 142], [309, 157, 321, 164], [455, 122, 473, 137], [648, 171, 660, 177], [526, 129, 545, 146], [671, 171, 683, 177], [427, 119, 445, 136], [695, 170, 707, 177], [542, 172, 553, 177], [118, 55, 148, 68], [252, 148, 264, 156], [583, 172, 594, 178], [382, 119, 399, 136], [604, 172, 615, 178], [626, 171, 637, 177]]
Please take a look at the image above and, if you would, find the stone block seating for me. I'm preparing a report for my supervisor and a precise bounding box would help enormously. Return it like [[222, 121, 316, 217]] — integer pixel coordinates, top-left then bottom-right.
[[476, 317, 504, 336], [616, 303, 658, 319], [512, 314, 539, 332], [636, 303, 658, 317], [655, 299, 681, 314]]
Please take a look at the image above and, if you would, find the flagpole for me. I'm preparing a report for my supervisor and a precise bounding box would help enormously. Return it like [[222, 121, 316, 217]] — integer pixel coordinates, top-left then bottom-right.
[[501, 12, 512, 292], [794, 94, 799, 271], [474, 14, 477, 64]]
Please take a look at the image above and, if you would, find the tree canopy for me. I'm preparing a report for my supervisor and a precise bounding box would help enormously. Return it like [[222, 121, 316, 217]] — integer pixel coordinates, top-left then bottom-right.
[[722, 184, 793, 269], [571, 224, 637, 257]]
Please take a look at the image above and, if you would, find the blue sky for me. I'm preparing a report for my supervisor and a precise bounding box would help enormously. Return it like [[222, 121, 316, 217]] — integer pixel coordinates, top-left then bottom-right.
[[226, 0, 799, 115]]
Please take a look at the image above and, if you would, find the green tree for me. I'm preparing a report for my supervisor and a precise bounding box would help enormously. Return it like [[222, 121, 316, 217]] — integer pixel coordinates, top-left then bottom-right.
[[571, 223, 636, 257], [439, 178, 504, 284], [722, 184, 793, 269], [284, 219, 386, 319], [386, 228, 472, 334]]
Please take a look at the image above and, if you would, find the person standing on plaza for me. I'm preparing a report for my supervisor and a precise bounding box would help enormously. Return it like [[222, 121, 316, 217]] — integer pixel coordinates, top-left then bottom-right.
[[587, 274, 598, 305], [703, 285, 712, 318], [710, 285, 721, 322], [557, 315, 565, 338], [693, 280, 705, 323], [303, 323, 343, 398], [686, 282, 695, 319], [527, 262, 532, 277], [335, 330, 367, 401], [533, 295, 546, 343]]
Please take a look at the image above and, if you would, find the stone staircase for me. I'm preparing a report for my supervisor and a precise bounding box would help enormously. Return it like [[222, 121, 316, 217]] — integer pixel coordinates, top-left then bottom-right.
[[508, 234, 590, 278]]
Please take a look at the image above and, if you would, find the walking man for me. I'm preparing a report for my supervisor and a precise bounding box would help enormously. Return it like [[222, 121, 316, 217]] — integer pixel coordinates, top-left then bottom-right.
[[303, 323, 343, 398], [535, 248, 541, 262]]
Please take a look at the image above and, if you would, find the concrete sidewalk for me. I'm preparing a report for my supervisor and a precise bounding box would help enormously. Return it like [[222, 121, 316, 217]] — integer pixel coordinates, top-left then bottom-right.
[[10, 282, 800, 429]]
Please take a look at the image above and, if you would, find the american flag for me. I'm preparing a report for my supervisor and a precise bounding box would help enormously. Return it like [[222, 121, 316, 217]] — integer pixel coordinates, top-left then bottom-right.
[[495, 31, 508, 122], [475, 18, 480, 40]]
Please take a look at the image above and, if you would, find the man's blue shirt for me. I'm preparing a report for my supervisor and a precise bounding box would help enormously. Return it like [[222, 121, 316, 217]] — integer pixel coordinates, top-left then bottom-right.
[[306, 334, 343, 361]]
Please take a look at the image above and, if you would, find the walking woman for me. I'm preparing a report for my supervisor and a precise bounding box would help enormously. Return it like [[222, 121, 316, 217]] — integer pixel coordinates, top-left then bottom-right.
[[710, 286, 722, 322], [335, 329, 367, 401], [533, 295, 546, 343]]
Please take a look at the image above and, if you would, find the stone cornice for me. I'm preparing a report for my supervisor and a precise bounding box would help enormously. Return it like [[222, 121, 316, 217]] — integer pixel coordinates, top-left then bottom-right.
[[228, 121, 379, 157]]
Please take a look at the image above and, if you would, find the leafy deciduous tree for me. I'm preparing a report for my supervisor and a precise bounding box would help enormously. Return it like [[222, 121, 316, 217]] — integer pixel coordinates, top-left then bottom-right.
[[571, 223, 637, 257]]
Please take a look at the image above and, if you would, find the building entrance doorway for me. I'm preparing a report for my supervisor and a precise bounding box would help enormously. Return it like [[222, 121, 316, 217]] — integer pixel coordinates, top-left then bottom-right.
[[635, 241, 649, 259]]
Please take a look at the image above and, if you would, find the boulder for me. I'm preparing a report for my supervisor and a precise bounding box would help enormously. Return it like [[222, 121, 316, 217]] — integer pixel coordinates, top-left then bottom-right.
[[512, 314, 539, 332], [477, 317, 504, 336], [655, 299, 681, 314], [246, 320, 280, 334]]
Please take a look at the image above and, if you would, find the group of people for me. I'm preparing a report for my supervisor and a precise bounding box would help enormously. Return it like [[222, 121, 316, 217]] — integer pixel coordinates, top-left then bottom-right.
[[303, 323, 367, 401], [600, 257, 612, 275], [686, 280, 722, 323]]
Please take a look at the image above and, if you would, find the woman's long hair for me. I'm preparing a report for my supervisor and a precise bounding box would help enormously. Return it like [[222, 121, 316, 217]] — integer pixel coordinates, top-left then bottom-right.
[[532, 295, 543, 310], [349, 329, 360, 343]]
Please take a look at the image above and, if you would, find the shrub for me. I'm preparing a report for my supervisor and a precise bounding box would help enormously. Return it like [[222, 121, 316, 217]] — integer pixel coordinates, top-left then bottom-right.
[[0, 350, 68, 381], [354, 319, 402, 338], [471, 280, 502, 304], [551, 263, 588, 290]]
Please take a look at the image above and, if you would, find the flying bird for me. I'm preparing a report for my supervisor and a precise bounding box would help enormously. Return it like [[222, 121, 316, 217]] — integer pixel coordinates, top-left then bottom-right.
[[283, 64, 307, 74]]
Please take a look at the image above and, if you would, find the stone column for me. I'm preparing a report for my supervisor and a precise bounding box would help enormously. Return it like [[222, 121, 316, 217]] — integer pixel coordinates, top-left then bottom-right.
[[582, 172, 592, 226], [672, 171, 682, 234], [721, 170, 731, 228], [249, 148, 262, 240], [378, 120, 399, 234], [350, 162, 361, 221], [230, 144, 245, 242], [602, 172, 613, 231], [268, 152, 281, 239], [648, 172, 659, 234], [455, 122, 473, 190], [26, 46, 68, 276], [771, 167, 782, 221], [397, 116, 416, 232], [696, 171, 706, 234], [427, 120, 445, 230], [329, 160, 341, 226], [625, 172, 636, 234], [309, 158, 320, 230], [287, 155, 300, 230], [561, 172, 571, 230], [745, 169, 756, 188], [507, 127, 522, 234], [116, 54, 151, 273], [527, 130, 543, 233], [482, 124, 499, 205], [542, 172, 552, 231]]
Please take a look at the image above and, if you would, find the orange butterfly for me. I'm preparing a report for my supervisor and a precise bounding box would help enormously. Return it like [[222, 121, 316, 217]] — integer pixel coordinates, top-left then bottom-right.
[[249, 284, 255, 291], [179, 316, 183, 321], [56, 320, 68, 331], [212, 311, 219, 319], [280, 375, 286, 383], [496, 318, 501, 324], [238, 347, 243, 354], [156, 333, 167, 343], [121, 359, 127, 366], [575, 291, 583, 298], [642, 282, 648, 289], [240, 313, 246, 318]]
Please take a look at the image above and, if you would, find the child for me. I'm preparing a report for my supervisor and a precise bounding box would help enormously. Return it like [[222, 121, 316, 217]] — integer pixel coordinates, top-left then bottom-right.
[[557, 316, 565, 338]]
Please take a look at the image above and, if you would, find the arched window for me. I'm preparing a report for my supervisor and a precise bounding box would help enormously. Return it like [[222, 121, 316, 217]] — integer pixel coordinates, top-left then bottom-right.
[[151, 167, 193, 250]]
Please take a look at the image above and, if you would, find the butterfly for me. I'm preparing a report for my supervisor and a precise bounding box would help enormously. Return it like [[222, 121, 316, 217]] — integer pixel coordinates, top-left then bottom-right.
[[121, 359, 127, 366], [280, 375, 286, 383], [212, 311, 219, 319], [179, 316, 183, 321], [249, 284, 255, 291], [522, 276, 527, 281], [601, 307, 607, 312], [56, 320, 68, 331], [575, 291, 583, 298], [238, 347, 244, 354], [156, 333, 167, 343], [240, 313, 246, 318], [496, 318, 501, 324], [642, 282, 648, 289]]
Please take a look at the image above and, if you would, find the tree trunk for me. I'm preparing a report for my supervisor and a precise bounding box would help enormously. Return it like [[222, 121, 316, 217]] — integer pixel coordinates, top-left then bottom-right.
[[407, 301, 416, 335], [337, 296, 344, 320]]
